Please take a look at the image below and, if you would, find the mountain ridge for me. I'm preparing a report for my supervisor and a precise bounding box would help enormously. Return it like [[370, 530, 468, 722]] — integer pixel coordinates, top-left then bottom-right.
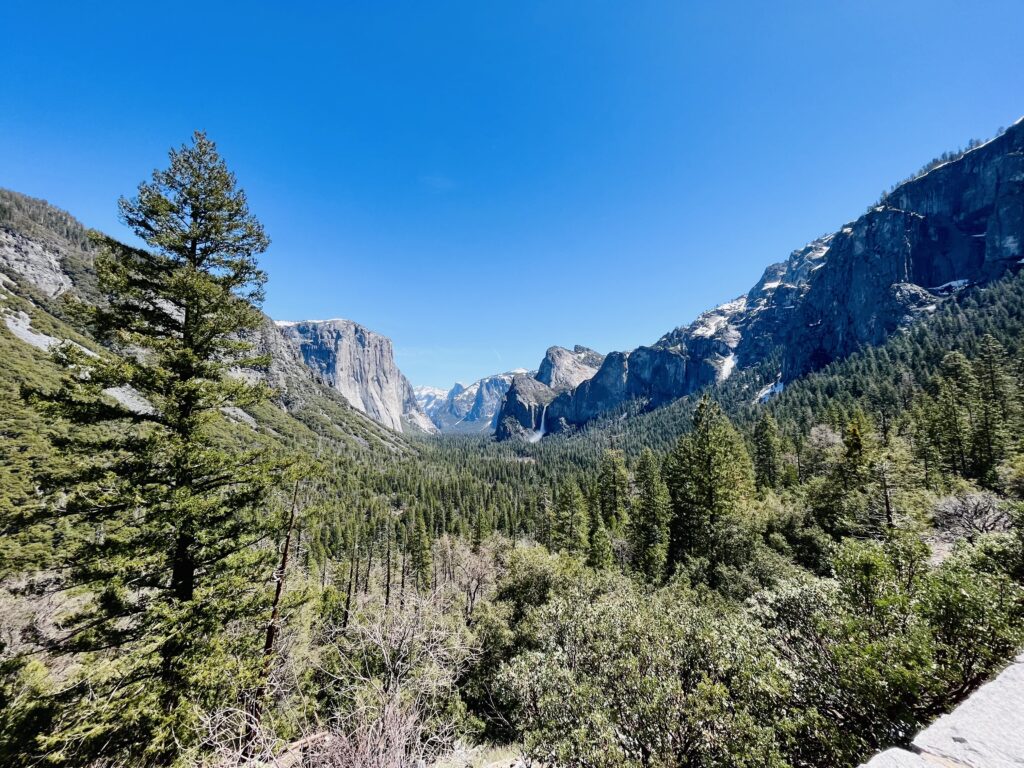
[[494, 117, 1024, 440]]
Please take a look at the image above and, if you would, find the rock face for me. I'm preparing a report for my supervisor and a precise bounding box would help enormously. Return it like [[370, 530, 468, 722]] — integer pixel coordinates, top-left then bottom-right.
[[0, 188, 97, 303], [536, 345, 605, 391], [860, 653, 1024, 767], [275, 319, 435, 434], [416, 369, 527, 434], [492, 344, 605, 440], [497, 118, 1024, 440], [0, 228, 73, 298], [494, 374, 559, 441]]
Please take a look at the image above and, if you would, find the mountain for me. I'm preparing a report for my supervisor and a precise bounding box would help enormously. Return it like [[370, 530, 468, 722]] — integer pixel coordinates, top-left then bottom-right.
[[415, 369, 529, 434], [496, 117, 1024, 440], [0, 188, 411, 453], [276, 319, 436, 434], [417, 346, 602, 435], [493, 345, 604, 440], [536, 345, 605, 391]]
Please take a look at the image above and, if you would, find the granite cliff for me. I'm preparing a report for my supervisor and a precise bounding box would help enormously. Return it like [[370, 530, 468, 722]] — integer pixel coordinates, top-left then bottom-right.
[[497, 118, 1024, 439], [276, 319, 435, 434], [493, 345, 605, 439]]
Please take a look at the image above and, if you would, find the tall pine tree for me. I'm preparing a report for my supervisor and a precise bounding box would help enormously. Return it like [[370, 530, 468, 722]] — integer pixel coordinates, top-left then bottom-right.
[[664, 395, 754, 569], [752, 412, 783, 491], [629, 448, 671, 583], [22, 132, 286, 764], [552, 479, 589, 555]]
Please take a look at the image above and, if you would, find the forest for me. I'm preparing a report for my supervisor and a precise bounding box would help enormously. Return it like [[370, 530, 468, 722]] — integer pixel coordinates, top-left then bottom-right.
[[1, 134, 1023, 768]]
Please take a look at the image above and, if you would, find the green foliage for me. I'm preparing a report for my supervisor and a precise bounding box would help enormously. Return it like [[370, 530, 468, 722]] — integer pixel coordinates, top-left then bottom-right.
[[753, 413, 783, 491], [551, 479, 589, 555], [597, 449, 630, 532], [664, 394, 755, 572], [755, 532, 1024, 766], [498, 574, 790, 768], [629, 448, 671, 583], [587, 509, 614, 570], [9, 133, 290, 765]]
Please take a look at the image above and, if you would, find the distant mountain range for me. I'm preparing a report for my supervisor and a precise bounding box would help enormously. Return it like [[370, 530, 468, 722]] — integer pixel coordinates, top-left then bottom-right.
[[414, 372, 525, 434], [414, 344, 606, 435]]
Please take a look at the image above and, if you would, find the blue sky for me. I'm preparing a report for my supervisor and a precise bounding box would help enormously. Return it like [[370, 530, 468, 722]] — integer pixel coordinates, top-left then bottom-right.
[[2, 2, 1023, 388]]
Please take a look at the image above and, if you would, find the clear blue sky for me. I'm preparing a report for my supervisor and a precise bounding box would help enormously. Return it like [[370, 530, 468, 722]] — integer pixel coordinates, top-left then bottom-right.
[[2, 2, 1022, 388]]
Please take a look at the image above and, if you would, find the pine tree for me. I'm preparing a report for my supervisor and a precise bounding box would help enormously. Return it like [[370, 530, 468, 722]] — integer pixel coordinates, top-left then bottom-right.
[[411, 508, 433, 591], [587, 508, 615, 570], [597, 449, 630, 532], [629, 448, 671, 583], [752, 413, 783, 491], [552, 479, 589, 555], [664, 395, 754, 568], [925, 351, 980, 480], [472, 507, 491, 551], [972, 334, 1012, 485], [22, 132, 285, 764], [838, 410, 876, 491]]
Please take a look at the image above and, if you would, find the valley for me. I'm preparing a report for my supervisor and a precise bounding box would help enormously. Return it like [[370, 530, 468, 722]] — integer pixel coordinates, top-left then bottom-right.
[[1, 117, 1023, 768]]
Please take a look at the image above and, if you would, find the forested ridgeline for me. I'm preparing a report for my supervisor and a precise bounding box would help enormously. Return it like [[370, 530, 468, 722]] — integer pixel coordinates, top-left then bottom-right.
[[1, 135, 1023, 768]]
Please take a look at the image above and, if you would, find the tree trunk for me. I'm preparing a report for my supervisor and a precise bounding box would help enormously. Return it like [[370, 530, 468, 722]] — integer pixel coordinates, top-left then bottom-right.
[[343, 531, 358, 630], [245, 480, 300, 754], [384, 531, 392, 609]]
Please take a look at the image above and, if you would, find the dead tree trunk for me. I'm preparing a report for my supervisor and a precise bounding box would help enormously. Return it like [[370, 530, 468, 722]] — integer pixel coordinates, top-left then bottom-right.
[[245, 479, 300, 754]]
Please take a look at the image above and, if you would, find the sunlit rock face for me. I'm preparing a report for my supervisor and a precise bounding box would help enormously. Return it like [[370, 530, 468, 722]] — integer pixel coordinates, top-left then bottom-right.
[[276, 318, 435, 433], [536, 345, 605, 392]]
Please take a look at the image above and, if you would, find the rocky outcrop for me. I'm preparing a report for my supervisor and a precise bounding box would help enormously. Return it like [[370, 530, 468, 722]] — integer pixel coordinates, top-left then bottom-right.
[[0, 188, 98, 303], [275, 319, 436, 434], [494, 375, 558, 441], [416, 370, 527, 434], [493, 344, 606, 439], [536, 345, 605, 392], [497, 118, 1024, 440], [860, 652, 1024, 767], [0, 228, 73, 298]]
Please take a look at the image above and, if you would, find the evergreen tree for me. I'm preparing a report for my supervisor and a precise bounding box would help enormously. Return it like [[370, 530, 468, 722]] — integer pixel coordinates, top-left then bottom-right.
[[22, 132, 284, 764], [838, 410, 875, 491], [411, 508, 433, 591], [972, 334, 1013, 485], [629, 448, 671, 583], [552, 479, 589, 555], [472, 507, 492, 551], [664, 395, 754, 569], [587, 509, 614, 570], [935, 351, 978, 478], [597, 449, 630, 532], [752, 413, 783, 491]]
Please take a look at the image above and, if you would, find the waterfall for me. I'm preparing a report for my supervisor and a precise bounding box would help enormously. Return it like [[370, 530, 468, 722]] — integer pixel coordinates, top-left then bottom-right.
[[528, 403, 548, 443]]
